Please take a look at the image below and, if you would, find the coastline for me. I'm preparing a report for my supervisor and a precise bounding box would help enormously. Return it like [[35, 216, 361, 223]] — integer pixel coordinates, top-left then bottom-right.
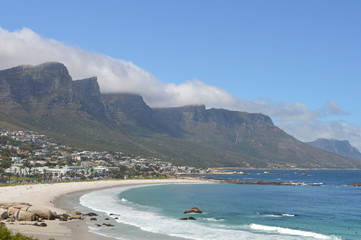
[[1, 178, 205, 239]]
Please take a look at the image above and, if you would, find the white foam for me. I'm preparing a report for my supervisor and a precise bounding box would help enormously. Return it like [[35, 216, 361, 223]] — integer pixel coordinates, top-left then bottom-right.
[[250, 224, 341, 240], [257, 213, 296, 218], [79, 185, 340, 240], [280, 214, 296, 217], [203, 217, 225, 222], [312, 182, 324, 185]]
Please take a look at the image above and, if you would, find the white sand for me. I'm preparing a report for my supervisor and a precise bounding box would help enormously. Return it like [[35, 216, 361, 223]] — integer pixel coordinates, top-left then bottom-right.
[[1, 178, 204, 239]]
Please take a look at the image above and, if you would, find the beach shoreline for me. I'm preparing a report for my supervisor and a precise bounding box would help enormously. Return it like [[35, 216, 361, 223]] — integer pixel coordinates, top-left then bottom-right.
[[1, 178, 205, 240]]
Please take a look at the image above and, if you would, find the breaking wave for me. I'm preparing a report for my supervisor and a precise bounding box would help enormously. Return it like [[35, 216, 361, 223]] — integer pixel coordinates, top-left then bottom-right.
[[250, 224, 342, 240]]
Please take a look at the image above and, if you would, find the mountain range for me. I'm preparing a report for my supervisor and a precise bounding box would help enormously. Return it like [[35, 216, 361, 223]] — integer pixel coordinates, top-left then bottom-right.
[[306, 138, 361, 160], [0, 62, 359, 168]]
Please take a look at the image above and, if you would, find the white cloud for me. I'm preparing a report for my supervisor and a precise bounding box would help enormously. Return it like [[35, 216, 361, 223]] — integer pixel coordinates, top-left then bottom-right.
[[323, 100, 347, 116], [1, 27, 360, 150], [279, 120, 361, 150]]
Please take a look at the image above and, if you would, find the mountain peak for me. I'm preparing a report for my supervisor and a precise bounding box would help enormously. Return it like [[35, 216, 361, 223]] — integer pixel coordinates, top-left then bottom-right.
[[307, 138, 361, 160], [4, 62, 69, 76]]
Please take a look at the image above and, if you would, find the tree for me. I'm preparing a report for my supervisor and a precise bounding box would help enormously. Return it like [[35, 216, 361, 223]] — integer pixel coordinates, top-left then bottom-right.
[[0, 156, 11, 169], [16, 172, 20, 183]]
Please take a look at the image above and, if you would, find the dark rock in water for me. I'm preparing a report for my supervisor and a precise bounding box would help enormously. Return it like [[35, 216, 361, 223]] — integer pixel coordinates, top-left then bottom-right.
[[96, 224, 101, 227], [115, 217, 119, 220], [102, 223, 114, 227], [86, 212, 98, 217], [180, 217, 196, 220], [184, 207, 202, 214], [349, 183, 361, 187], [90, 218, 97, 221], [104, 218, 109, 220]]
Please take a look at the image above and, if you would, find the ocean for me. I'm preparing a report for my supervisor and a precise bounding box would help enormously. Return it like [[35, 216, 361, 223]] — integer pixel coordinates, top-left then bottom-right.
[[78, 170, 361, 240]]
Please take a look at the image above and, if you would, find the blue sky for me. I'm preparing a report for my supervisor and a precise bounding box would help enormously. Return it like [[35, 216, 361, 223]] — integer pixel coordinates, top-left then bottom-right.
[[0, 0, 360, 149]]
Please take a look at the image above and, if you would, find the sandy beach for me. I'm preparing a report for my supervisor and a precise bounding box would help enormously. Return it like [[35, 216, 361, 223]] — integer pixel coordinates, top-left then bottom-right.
[[0, 179, 204, 240]]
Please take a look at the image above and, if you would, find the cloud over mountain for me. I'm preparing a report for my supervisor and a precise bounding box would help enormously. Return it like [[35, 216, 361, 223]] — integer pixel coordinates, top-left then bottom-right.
[[1, 27, 360, 149]]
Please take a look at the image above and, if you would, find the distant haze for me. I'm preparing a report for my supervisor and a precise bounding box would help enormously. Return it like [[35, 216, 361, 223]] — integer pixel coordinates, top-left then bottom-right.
[[1, 27, 360, 150]]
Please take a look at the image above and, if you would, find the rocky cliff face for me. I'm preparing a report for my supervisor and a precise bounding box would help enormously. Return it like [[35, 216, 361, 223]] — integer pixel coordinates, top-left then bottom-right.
[[0, 63, 107, 120], [0, 62, 72, 101], [0, 63, 76, 119], [73, 77, 107, 120], [307, 138, 361, 160], [0, 62, 360, 168]]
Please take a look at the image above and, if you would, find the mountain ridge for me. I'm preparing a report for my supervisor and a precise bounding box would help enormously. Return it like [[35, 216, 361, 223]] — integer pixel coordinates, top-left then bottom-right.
[[0, 62, 360, 168], [306, 138, 361, 160]]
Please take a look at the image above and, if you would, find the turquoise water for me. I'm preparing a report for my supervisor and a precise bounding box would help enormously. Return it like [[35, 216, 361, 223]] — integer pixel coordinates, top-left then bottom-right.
[[79, 170, 361, 240]]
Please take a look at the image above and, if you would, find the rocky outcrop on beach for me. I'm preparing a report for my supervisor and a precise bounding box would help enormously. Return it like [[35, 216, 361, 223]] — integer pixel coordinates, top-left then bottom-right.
[[0, 202, 83, 224]]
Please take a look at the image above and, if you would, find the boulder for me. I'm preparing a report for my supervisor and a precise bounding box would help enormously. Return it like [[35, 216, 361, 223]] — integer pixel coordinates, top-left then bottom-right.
[[0, 208, 8, 220], [85, 212, 98, 216], [27, 206, 54, 220], [184, 207, 202, 214], [102, 223, 114, 227], [0, 203, 30, 209], [69, 213, 82, 220], [7, 207, 19, 219], [52, 212, 59, 219], [15, 210, 38, 221], [180, 217, 196, 220], [9, 204, 31, 211]]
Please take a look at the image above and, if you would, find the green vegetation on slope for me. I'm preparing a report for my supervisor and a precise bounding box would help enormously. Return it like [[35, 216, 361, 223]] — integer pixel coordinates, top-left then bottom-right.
[[0, 224, 54, 240]]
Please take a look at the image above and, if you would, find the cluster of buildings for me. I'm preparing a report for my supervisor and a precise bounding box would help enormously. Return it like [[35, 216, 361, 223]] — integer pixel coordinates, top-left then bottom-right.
[[0, 129, 210, 183]]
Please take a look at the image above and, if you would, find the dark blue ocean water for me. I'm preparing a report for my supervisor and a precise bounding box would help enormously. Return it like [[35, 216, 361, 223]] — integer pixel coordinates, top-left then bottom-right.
[[80, 170, 361, 240]]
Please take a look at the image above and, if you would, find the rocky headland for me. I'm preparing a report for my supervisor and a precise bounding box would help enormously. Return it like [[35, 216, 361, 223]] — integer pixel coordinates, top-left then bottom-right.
[[206, 178, 319, 186], [349, 183, 361, 187]]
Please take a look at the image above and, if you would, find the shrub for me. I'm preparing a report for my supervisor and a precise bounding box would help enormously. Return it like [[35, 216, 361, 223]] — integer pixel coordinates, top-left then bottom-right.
[[0, 224, 55, 240]]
